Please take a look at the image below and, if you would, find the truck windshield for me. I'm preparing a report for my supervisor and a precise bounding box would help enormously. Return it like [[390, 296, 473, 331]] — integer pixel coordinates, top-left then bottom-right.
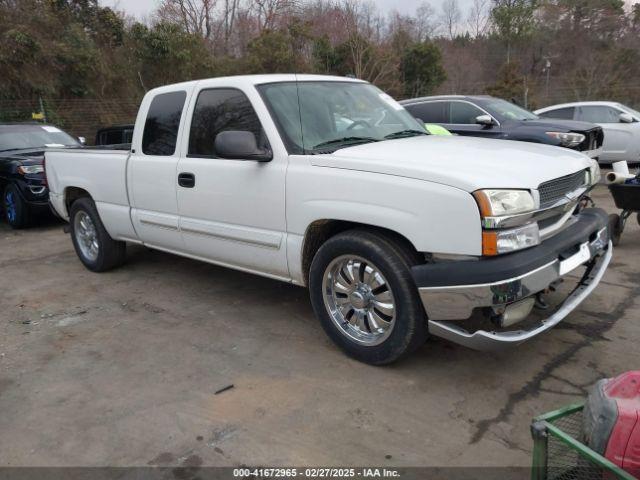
[[0, 124, 79, 152], [258, 81, 427, 154], [479, 98, 539, 122]]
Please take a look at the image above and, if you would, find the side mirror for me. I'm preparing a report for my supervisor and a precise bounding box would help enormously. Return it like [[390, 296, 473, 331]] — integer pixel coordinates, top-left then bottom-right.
[[214, 131, 272, 162], [77, 136, 86, 145], [619, 113, 634, 124], [475, 114, 494, 126]]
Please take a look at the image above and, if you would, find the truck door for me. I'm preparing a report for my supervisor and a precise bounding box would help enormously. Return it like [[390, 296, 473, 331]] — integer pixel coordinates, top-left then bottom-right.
[[129, 90, 188, 251], [176, 86, 289, 279]]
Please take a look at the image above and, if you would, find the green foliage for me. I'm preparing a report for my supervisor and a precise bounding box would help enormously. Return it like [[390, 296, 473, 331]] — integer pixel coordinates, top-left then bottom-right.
[[491, 0, 537, 42], [246, 29, 298, 73], [401, 42, 447, 98], [130, 22, 215, 88], [485, 62, 526, 101], [0, 0, 638, 113]]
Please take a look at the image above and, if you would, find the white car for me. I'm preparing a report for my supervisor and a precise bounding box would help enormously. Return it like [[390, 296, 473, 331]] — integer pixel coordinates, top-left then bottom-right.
[[535, 101, 640, 164], [45, 75, 611, 364]]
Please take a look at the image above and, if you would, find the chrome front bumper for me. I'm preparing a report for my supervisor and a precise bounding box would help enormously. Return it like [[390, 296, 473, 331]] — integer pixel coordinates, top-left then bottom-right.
[[413, 209, 611, 350]]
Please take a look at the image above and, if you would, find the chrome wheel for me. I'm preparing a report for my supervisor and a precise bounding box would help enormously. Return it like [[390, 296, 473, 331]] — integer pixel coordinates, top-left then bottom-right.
[[74, 211, 99, 262], [322, 255, 396, 346]]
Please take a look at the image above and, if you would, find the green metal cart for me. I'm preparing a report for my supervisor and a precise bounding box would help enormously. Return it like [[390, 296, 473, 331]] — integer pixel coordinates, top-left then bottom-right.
[[531, 403, 637, 480]]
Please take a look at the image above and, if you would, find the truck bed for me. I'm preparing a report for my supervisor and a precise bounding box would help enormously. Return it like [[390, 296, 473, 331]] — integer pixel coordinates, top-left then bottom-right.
[[46, 148, 137, 241]]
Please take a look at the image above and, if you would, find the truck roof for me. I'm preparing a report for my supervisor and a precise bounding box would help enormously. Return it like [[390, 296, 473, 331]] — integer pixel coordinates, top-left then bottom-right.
[[148, 74, 365, 95]]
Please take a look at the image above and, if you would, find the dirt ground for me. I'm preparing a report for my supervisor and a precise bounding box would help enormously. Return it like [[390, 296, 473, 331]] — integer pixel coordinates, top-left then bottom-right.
[[0, 185, 638, 470]]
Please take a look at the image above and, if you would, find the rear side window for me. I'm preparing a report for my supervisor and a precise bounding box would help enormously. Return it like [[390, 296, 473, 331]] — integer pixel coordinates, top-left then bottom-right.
[[450, 101, 485, 124], [539, 107, 575, 120], [188, 88, 265, 158], [405, 102, 448, 124], [142, 91, 187, 156]]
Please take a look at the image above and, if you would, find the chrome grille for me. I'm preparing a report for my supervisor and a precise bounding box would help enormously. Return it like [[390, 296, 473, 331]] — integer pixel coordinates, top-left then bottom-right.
[[538, 170, 587, 208]]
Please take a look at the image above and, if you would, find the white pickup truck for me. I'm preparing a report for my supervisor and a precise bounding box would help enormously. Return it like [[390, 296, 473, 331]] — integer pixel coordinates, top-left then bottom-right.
[[46, 74, 612, 365]]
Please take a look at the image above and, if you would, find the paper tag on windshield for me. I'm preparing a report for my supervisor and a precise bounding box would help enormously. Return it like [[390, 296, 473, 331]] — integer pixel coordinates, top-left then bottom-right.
[[379, 93, 404, 111], [42, 126, 62, 133]]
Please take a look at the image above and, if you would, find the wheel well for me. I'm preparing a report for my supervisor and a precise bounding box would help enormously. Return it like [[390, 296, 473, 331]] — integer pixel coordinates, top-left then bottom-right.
[[64, 187, 91, 215], [300, 220, 422, 285]]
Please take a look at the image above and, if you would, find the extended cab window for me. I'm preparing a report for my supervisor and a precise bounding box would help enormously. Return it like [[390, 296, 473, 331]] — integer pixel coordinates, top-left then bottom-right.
[[142, 91, 187, 156], [188, 88, 265, 158]]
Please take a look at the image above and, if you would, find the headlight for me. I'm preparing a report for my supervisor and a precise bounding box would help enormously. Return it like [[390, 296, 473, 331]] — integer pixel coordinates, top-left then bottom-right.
[[17, 165, 44, 175], [473, 189, 535, 217], [482, 223, 540, 255], [589, 162, 601, 185], [546, 132, 585, 148]]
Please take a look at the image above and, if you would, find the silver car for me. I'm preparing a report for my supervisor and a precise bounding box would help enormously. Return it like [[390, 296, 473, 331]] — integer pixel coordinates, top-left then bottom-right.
[[535, 101, 640, 164]]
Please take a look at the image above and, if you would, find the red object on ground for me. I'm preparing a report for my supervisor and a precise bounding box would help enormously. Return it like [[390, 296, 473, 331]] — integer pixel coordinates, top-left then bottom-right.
[[603, 371, 640, 477]]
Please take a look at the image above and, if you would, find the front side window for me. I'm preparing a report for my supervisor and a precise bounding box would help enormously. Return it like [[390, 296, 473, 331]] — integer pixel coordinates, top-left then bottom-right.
[[406, 102, 448, 124], [189, 88, 266, 158], [449, 102, 485, 124], [142, 91, 187, 156], [539, 107, 575, 120], [578, 106, 623, 124], [259, 81, 426, 154], [478, 98, 538, 121]]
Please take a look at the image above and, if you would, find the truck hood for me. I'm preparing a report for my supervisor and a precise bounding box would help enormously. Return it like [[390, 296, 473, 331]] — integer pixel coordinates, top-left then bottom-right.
[[310, 136, 593, 192]]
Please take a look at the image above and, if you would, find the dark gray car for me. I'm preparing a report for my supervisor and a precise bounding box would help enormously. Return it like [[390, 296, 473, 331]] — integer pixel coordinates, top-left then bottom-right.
[[401, 95, 604, 161]]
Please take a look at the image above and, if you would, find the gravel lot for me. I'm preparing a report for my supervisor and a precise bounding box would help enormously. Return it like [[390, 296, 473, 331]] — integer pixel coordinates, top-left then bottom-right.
[[0, 185, 638, 471]]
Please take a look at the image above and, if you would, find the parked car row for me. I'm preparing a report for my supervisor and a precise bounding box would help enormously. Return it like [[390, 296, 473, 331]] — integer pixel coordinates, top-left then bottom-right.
[[41, 74, 611, 364], [401, 95, 640, 165], [402, 95, 604, 160]]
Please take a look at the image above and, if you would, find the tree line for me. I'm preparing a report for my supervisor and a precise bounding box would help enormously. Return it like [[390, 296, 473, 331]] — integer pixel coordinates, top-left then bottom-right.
[[1, 0, 639, 116]]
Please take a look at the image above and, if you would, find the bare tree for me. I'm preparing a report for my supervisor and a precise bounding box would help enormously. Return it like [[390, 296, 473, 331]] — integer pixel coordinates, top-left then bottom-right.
[[251, 0, 299, 31], [157, 0, 217, 39], [467, 0, 490, 38], [440, 0, 461, 40], [415, 1, 438, 40]]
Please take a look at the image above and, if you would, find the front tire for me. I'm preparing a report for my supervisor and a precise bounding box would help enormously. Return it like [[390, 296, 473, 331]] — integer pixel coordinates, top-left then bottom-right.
[[69, 197, 126, 272], [309, 230, 427, 365], [3, 184, 31, 229]]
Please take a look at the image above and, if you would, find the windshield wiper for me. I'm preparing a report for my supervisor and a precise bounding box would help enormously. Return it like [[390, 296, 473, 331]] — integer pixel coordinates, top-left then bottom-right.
[[312, 136, 380, 151], [384, 129, 429, 140]]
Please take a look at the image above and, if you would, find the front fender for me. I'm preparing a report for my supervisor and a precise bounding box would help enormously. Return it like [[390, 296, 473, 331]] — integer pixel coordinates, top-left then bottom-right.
[[287, 163, 482, 257]]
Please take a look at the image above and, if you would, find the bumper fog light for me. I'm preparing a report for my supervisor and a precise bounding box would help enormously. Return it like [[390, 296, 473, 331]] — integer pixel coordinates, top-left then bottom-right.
[[494, 297, 536, 328]]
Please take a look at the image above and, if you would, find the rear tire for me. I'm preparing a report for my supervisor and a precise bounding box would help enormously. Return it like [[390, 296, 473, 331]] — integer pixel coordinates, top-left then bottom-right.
[[309, 229, 427, 365], [608, 214, 622, 247], [3, 184, 31, 229], [69, 197, 126, 272]]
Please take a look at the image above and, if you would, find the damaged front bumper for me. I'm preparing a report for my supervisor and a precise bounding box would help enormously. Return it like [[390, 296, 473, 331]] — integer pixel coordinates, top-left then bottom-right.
[[412, 208, 612, 350]]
